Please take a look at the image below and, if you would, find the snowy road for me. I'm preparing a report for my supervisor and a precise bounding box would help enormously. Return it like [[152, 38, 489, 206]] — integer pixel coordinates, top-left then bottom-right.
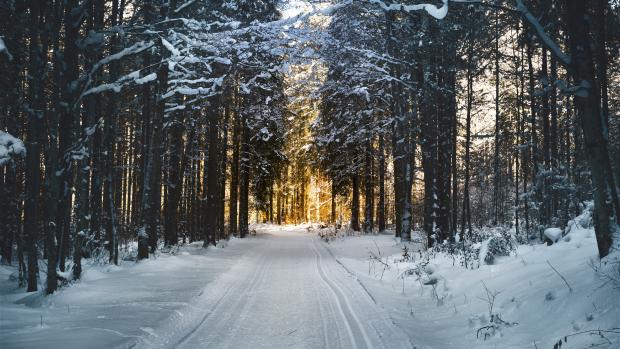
[[4, 224, 614, 349], [132, 226, 412, 349]]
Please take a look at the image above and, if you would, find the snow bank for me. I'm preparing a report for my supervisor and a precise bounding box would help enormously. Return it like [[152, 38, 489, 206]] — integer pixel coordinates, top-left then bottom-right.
[[544, 227, 563, 243], [0, 131, 26, 166], [324, 215, 619, 348], [0, 237, 258, 349]]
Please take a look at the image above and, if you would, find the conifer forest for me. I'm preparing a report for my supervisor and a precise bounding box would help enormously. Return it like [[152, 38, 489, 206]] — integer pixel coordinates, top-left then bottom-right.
[[0, 1, 619, 348]]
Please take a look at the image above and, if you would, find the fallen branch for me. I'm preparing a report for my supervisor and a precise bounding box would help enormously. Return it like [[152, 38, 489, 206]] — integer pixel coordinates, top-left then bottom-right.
[[565, 328, 620, 338], [553, 328, 620, 348], [476, 325, 495, 340], [547, 260, 573, 293]]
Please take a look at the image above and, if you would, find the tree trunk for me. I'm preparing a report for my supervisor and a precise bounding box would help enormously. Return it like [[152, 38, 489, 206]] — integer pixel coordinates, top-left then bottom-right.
[[24, 0, 46, 291], [460, 41, 474, 240], [377, 134, 386, 232], [164, 112, 184, 246], [103, 0, 122, 264], [350, 174, 360, 232], [229, 99, 241, 237], [238, 117, 250, 238], [139, 37, 168, 258], [363, 140, 373, 233], [57, 0, 81, 273], [492, 11, 501, 226], [385, 11, 405, 238], [565, 0, 619, 258], [218, 95, 230, 238], [204, 95, 221, 247], [330, 180, 337, 225], [526, 32, 540, 239]]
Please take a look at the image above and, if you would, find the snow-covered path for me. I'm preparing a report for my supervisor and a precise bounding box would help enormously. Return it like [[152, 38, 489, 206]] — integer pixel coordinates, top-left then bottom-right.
[[3, 223, 618, 348], [132, 226, 411, 349]]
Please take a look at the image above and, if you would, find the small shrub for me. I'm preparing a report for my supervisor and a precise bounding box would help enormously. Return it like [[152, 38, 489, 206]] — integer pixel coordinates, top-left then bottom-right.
[[482, 232, 517, 265]]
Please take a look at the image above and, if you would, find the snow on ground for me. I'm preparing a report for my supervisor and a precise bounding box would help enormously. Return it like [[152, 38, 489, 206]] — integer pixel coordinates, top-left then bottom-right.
[[128, 225, 412, 349], [0, 237, 263, 349], [1, 226, 412, 349], [1, 220, 618, 349], [323, 222, 620, 348]]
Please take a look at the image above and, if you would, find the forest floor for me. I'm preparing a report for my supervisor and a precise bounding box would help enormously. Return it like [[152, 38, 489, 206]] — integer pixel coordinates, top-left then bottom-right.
[[1, 223, 619, 349], [322, 222, 619, 349]]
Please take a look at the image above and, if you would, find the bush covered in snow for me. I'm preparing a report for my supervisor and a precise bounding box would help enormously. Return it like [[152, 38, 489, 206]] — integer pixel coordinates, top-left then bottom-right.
[[425, 226, 518, 268], [480, 231, 517, 265], [0, 131, 26, 166]]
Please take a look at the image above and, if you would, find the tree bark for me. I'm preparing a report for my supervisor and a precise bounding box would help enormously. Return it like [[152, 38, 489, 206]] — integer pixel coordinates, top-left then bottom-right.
[[350, 174, 360, 232], [229, 97, 241, 237], [363, 140, 373, 233], [24, 0, 46, 291], [460, 40, 474, 240], [204, 94, 221, 247], [565, 0, 619, 258], [238, 116, 250, 238], [377, 134, 386, 232], [164, 111, 184, 246]]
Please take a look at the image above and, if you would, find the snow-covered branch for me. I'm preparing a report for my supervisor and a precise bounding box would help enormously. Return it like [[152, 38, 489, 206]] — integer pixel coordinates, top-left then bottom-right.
[[78, 40, 155, 101], [173, 0, 196, 14], [81, 70, 157, 98], [367, 0, 449, 19], [0, 37, 13, 61], [0, 131, 26, 166], [514, 0, 571, 67], [451, 0, 571, 67]]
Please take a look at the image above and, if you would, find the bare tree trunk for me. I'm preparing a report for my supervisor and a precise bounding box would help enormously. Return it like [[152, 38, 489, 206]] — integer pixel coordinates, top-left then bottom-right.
[[492, 11, 501, 226], [460, 40, 474, 240], [330, 180, 337, 225], [218, 93, 230, 238], [140, 35, 168, 257], [164, 111, 184, 246], [103, 0, 122, 264], [57, 0, 81, 273], [204, 94, 221, 247], [565, 0, 619, 258], [229, 97, 241, 237], [541, 47, 551, 226], [88, 0, 106, 250], [350, 174, 360, 232], [377, 134, 386, 232], [24, 0, 46, 291], [385, 10, 405, 238], [363, 140, 373, 233], [238, 118, 250, 238], [137, 0, 155, 260]]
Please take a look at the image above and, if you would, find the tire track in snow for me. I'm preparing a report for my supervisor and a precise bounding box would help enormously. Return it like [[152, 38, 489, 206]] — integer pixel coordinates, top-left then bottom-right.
[[311, 238, 373, 349]]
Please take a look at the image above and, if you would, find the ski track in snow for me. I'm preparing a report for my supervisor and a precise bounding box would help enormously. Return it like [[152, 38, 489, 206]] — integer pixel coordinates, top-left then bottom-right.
[[3, 222, 617, 349], [311, 236, 413, 349], [130, 226, 412, 349]]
